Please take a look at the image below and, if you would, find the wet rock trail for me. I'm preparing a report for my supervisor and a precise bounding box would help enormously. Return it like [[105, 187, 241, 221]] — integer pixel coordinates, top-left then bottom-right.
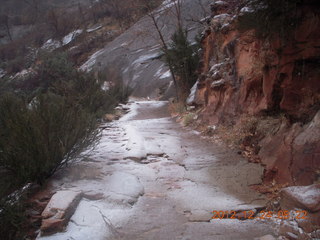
[[38, 100, 277, 240]]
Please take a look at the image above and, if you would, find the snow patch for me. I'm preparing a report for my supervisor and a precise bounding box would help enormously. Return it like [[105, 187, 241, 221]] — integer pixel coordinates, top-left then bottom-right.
[[42, 30, 83, 51], [209, 62, 224, 73], [214, 1, 227, 5], [86, 25, 102, 33], [155, 0, 177, 14], [0, 68, 6, 78], [41, 39, 61, 51], [132, 52, 160, 65], [154, 64, 165, 78], [63, 29, 83, 45], [240, 6, 254, 13], [27, 97, 39, 110], [101, 81, 111, 91], [160, 70, 171, 79], [123, 123, 147, 160], [123, 67, 129, 74], [80, 49, 104, 72], [119, 102, 139, 121], [186, 81, 198, 105], [12, 68, 34, 79], [105, 172, 144, 204], [213, 13, 230, 21]]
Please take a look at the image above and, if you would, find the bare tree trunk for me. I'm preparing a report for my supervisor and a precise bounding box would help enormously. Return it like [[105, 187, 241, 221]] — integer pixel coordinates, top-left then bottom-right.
[[23, 0, 40, 23], [5, 21, 12, 41], [0, 14, 12, 41], [172, 0, 182, 29], [149, 13, 180, 101], [147, 2, 182, 101], [78, 3, 90, 51]]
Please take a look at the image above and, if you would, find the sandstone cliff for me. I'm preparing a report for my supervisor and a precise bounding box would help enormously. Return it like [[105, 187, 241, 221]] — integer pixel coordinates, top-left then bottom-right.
[[190, 0, 320, 185]]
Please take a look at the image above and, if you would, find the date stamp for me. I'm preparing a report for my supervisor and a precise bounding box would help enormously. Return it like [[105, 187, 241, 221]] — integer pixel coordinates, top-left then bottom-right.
[[211, 210, 308, 220]]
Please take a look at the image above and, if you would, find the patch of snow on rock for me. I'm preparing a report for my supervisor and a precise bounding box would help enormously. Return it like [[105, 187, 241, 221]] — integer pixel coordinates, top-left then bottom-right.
[[123, 123, 147, 160], [119, 101, 139, 121], [155, 0, 177, 14], [154, 64, 165, 78], [0, 68, 6, 78], [186, 81, 198, 105], [101, 81, 111, 91], [240, 6, 254, 13], [160, 70, 171, 79], [62, 29, 83, 45], [214, 1, 227, 5], [42, 30, 82, 51], [213, 13, 230, 20], [12, 68, 34, 79], [86, 25, 102, 33], [133, 52, 160, 65], [80, 49, 104, 72], [41, 39, 61, 51], [105, 171, 144, 205]]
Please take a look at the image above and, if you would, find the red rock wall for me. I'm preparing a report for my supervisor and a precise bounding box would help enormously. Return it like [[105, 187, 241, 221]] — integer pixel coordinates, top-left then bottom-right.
[[194, 1, 320, 185]]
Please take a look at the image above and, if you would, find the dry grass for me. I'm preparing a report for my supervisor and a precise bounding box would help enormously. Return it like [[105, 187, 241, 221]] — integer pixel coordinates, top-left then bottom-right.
[[168, 101, 186, 117], [182, 112, 197, 126], [217, 116, 259, 146], [214, 114, 284, 163], [218, 114, 283, 146]]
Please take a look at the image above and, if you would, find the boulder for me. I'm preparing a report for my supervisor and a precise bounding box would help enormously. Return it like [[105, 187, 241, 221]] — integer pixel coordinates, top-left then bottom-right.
[[311, 230, 320, 238], [280, 184, 320, 212], [40, 190, 82, 235]]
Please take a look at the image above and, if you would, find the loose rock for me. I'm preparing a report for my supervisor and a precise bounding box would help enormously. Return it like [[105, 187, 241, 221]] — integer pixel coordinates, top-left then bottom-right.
[[280, 184, 320, 212]]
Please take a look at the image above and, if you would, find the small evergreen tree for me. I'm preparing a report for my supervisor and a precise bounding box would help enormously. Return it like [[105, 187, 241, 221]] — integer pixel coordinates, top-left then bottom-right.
[[163, 28, 199, 96]]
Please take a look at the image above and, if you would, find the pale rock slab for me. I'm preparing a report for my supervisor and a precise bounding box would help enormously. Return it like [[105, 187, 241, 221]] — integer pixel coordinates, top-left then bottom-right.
[[40, 190, 82, 235], [104, 171, 144, 205]]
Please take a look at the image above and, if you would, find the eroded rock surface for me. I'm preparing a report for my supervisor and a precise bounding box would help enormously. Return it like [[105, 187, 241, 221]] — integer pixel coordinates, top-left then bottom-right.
[[189, 0, 320, 185], [80, 0, 212, 99], [37, 101, 277, 239]]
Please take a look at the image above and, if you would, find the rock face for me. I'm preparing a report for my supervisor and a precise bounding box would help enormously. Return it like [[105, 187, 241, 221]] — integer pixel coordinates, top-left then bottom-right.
[[36, 101, 275, 239], [80, 0, 212, 99], [191, 0, 320, 185]]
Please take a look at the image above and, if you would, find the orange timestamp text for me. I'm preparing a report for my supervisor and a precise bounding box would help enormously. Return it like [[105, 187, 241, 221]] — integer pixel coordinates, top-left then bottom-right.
[[211, 210, 308, 220]]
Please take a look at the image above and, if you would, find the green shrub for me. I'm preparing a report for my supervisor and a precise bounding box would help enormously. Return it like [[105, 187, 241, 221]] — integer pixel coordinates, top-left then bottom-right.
[[0, 92, 97, 185], [163, 28, 199, 93], [0, 52, 131, 239], [182, 112, 197, 126], [0, 200, 26, 240], [168, 101, 186, 116], [0, 52, 130, 186]]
